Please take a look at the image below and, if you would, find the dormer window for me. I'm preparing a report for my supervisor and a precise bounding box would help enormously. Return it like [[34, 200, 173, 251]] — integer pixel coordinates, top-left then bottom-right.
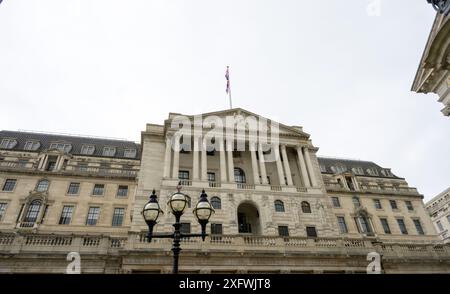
[[24, 140, 40, 151], [330, 165, 346, 174], [49, 143, 72, 153], [0, 138, 17, 149], [123, 148, 136, 158], [102, 146, 116, 157], [80, 145, 95, 155], [380, 169, 393, 177], [319, 165, 327, 173], [366, 168, 379, 176], [352, 167, 364, 175]]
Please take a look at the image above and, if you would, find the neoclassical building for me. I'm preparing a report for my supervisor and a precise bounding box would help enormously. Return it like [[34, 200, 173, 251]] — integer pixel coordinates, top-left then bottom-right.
[[0, 108, 449, 273], [426, 187, 450, 243], [412, 11, 450, 116]]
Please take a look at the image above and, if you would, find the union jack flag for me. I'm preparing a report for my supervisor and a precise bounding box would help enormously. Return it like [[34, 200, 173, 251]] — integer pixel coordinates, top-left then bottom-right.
[[225, 66, 230, 94]]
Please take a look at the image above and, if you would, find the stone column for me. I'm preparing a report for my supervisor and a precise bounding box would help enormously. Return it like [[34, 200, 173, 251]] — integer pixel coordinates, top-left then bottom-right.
[[227, 140, 235, 183], [163, 138, 172, 178], [296, 146, 310, 187], [280, 145, 293, 186], [171, 137, 180, 179], [250, 142, 260, 184], [219, 138, 227, 183], [258, 143, 268, 184], [192, 136, 200, 181], [275, 144, 286, 185], [201, 137, 208, 181], [303, 147, 317, 187]]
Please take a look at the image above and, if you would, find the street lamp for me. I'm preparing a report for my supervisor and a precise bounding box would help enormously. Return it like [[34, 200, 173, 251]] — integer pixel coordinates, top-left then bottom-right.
[[142, 185, 215, 274], [427, 0, 450, 15]]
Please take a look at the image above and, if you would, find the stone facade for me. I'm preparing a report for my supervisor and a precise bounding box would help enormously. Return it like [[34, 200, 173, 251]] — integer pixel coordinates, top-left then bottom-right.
[[426, 187, 450, 243], [412, 12, 450, 116], [0, 109, 449, 273]]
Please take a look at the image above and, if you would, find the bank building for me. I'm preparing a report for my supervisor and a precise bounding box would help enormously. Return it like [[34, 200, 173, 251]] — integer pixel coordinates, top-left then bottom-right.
[[0, 108, 449, 273]]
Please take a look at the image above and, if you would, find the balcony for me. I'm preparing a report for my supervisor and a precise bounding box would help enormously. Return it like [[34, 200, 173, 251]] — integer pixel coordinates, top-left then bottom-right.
[[324, 182, 420, 196], [64, 165, 138, 178]]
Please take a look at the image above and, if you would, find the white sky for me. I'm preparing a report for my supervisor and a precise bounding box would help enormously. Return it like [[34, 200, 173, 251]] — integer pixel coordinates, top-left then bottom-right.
[[0, 0, 448, 201]]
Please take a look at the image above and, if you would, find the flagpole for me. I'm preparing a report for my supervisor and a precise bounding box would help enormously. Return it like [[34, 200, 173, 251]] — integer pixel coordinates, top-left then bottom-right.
[[226, 66, 232, 109]]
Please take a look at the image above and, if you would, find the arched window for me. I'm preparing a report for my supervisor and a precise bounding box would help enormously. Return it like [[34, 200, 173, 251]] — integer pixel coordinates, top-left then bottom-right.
[[24, 200, 41, 223], [211, 197, 221, 210], [274, 200, 285, 212], [301, 201, 311, 213], [36, 179, 49, 192], [352, 196, 361, 208], [234, 168, 246, 183]]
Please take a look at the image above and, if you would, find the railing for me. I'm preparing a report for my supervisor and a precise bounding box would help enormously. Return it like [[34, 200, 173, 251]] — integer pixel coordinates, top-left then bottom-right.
[[65, 165, 138, 177], [0, 160, 34, 170], [296, 187, 307, 193], [178, 180, 192, 186], [271, 185, 282, 191], [237, 183, 255, 190], [324, 182, 420, 195], [208, 182, 221, 188]]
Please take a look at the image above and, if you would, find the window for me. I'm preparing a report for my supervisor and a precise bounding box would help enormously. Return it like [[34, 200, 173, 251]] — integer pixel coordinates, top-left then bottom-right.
[[355, 216, 372, 234], [92, 184, 105, 196], [80, 145, 95, 155], [301, 201, 311, 213], [102, 146, 116, 157], [397, 219, 408, 235], [380, 218, 391, 234], [59, 206, 74, 225], [2, 179, 16, 191], [112, 208, 125, 226], [86, 207, 100, 226], [45, 156, 58, 171], [211, 223, 223, 235], [413, 219, 424, 235], [67, 183, 80, 195], [366, 168, 379, 176], [78, 163, 88, 171], [178, 170, 189, 180], [124, 148, 137, 158], [207, 172, 216, 183], [352, 196, 361, 208], [0, 139, 17, 149], [36, 179, 49, 192], [274, 200, 285, 212], [380, 169, 393, 177], [306, 226, 317, 238], [351, 167, 364, 175], [278, 226, 289, 237], [18, 159, 28, 167], [390, 200, 398, 210], [337, 216, 348, 234], [331, 197, 341, 208], [24, 200, 41, 223], [24, 141, 40, 151], [374, 199, 382, 209], [180, 223, 191, 234], [234, 168, 246, 183], [49, 143, 72, 153], [0, 203, 7, 221], [320, 165, 327, 173], [405, 201, 414, 211], [117, 185, 128, 197], [436, 220, 444, 232], [210, 197, 221, 210]]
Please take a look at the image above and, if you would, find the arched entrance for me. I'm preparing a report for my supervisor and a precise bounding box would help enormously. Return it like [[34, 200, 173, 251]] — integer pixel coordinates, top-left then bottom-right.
[[237, 202, 261, 235]]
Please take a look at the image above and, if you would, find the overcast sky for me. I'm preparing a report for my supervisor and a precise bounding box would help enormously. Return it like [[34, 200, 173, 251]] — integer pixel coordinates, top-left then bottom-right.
[[0, 0, 448, 201]]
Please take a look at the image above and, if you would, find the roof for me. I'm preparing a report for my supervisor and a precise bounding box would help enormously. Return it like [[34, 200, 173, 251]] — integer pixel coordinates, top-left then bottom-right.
[[0, 130, 141, 159], [317, 157, 401, 179]]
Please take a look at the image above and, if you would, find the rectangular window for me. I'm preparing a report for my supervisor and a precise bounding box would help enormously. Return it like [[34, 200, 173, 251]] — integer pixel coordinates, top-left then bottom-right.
[[178, 170, 189, 180], [67, 183, 80, 195], [117, 185, 128, 197], [59, 206, 74, 225], [92, 184, 105, 196], [380, 218, 391, 234], [211, 223, 223, 235], [374, 199, 382, 209], [123, 148, 136, 158], [112, 208, 125, 227], [80, 145, 95, 155], [306, 226, 317, 238], [356, 217, 372, 234], [0, 203, 7, 221], [413, 219, 424, 235], [331, 197, 341, 208], [180, 223, 191, 234], [86, 207, 100, 226], [436, 220, 444, 232], [2, 179, 16, 192], [405, 201, 414, 211], [278, 226, 289, 237], [102, 147, 116, 157], [207, 172, 216, 183], [397, 219, 408, 235], [390, 200, 398, 210], [337, 216, 348, 233]]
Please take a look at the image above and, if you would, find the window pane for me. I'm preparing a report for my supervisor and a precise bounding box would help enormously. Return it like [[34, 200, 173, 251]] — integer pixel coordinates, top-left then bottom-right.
[[67, 183, 80, 195], [306, 226, 317, 238], [301, 202, 311, 213], [36, 180, 49, 192], [86, 207, 100, 225], [24, 201, 41, 223], [390, 200, 398, 209], [397, 219, 408, 234], [59, 206, 74, 225], [405, 201, 413, 211], [92, 184, 105, 196], [2, 179, 16, 191], [117, 185, 128, 197], [180, 223, 191, 234], [112, 208, 125, 226], [337, 216, 348, 233], [332, 197, 340, 208], [211, 223, 223, 235], [0, 203, 7, 221], [413, 219, 424, 235], [275, 200, 285, 212], [278, 226, 289, 237], [211, 197, 221, 210]]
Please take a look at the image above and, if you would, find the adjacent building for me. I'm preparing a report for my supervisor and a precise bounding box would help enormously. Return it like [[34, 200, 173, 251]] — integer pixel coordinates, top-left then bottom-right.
[[426, 187, 450, 243], [412, 11, 450, 116], [0, 108, 448, 273]]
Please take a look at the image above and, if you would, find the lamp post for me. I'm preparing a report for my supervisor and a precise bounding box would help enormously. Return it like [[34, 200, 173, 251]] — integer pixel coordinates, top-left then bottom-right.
[[426, 0, 450, 16], [142, 185, 215, 274]]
